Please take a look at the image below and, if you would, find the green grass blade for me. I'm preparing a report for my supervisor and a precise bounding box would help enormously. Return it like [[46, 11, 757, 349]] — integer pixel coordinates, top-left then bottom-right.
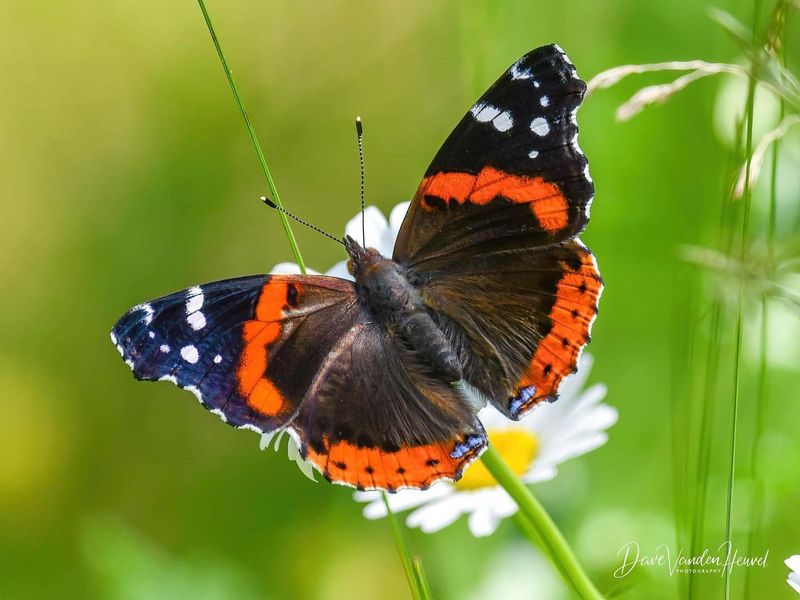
[[382, 492, 426, 600], [723, 7, 760, 596], [195, 0, 306, 273]]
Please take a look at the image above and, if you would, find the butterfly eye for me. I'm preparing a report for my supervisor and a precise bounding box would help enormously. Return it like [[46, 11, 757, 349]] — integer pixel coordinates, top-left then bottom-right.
[[347, 257, 357, 276]]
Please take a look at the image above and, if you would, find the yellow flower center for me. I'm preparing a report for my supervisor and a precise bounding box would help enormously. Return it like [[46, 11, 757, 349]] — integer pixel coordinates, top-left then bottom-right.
[[455, 429, 539, 490]]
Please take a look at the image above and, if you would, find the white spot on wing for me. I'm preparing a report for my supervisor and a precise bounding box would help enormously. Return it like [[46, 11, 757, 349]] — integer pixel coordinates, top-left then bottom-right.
[[186, 286, 204, 312], [210, 408, 227, 423], [110, 332, 125, 357], [187, 311, 207, 331], [185, 286, 206, 331], [530, 117, 550, 136], [159, 374, 179, 385], [509, 61, 532, 80], [138, 304, 154, 325], [492, 111, 514, 132], [148, 331, 155, 339], [540, 96, 550, 107], [160, 344, 170, 353], [470, 103, 501, 122], [213, 354, 222, 364], [471, 103, 513, 132], [528, 150, 539, 159], [180, 345, 199, 364]]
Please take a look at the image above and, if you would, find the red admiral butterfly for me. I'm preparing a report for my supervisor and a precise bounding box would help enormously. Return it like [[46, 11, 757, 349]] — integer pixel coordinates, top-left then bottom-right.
[[111, 44, 602, 492]]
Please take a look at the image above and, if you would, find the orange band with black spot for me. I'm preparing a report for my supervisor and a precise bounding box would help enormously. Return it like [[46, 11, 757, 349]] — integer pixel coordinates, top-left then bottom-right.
[[417, 167, 569, 234], [236, 279, 302, 418], [512, 248, 602, 416], [304, 435, 484, 491]]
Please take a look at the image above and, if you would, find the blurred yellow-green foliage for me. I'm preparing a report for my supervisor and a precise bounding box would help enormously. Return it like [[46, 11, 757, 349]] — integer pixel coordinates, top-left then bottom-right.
[[1, 1, 799, 598]]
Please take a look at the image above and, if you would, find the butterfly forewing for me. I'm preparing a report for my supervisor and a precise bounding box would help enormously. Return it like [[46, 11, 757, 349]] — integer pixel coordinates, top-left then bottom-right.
[[394, 44, 593, 269], [112, 275, 357, 432]]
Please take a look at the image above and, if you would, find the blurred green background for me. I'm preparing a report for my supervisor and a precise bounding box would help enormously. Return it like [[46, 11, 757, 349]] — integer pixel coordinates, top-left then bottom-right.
[[1, 1, 798, 598]]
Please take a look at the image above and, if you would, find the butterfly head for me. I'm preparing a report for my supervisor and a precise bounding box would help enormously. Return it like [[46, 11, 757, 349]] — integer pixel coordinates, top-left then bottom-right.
[[343, 235, 383, 278]]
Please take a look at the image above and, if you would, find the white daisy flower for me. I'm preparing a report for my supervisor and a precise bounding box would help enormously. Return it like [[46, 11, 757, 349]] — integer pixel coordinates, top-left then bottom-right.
[[787, 555, 800, 594], [354, 353, 616, 537]]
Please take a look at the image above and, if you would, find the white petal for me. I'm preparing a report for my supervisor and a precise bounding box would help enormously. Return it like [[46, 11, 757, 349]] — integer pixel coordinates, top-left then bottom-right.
[[521, 464, 558, 484], [353, 490, 381, 503], [389, 201, 411, 235], [259, 431, 278, 450], [491, 490, 520, 519], [534, 388, 614, 444], [356, 498, 391, 520], [325, 259, 353, 281], [286, 438, 317, 481], [271, 262, 321, 275], [405, 495, 469, 533], [272, 430, 286, 451], [468, 503, 502, 537], [571, 384, 610, 415], [789, 572, 800, 594], [476, 404, 510, 429], [787, 555, 800, 574], [355, 485, 452, 519], [536, 432, 609, 467], [556, 353, 594, 399], [345, 206, 389, 250]]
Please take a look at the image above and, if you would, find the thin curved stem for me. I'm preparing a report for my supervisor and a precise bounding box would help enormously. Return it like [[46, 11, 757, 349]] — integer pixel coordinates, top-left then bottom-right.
[[196, 0, 306, 273]]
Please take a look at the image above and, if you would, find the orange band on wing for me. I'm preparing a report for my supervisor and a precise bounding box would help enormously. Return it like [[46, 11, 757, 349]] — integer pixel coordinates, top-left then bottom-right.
[[417, 167, 569, 234], [305, 436, 484, 491], [512, 248, 602, 416], [236, 279, 301, 418]]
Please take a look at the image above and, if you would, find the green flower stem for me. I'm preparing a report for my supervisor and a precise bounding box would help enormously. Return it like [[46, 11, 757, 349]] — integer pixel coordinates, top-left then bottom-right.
[[383, 493, 428, 600], [195, 5, 426, 599], [481, 446, 603, 600], [510, 512, 553, 562], [196, 0, 307, 274]]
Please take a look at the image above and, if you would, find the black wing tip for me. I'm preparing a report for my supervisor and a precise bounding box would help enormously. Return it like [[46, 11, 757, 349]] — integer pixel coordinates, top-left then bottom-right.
[[514, 43, 585, 90]]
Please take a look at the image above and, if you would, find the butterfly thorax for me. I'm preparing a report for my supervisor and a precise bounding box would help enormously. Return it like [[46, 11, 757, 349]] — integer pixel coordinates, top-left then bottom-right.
[[345, 236, 463, 383]]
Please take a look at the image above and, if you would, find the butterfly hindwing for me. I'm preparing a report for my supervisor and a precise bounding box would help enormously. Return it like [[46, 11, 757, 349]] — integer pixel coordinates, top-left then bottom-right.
[[289, 320, 486, 491], [421, 239, 602, 418]]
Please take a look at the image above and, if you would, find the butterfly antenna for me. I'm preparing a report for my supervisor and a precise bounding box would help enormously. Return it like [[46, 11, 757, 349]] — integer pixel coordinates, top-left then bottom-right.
[[356, 116, 366, 246], [261, 197, 345, 246]]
